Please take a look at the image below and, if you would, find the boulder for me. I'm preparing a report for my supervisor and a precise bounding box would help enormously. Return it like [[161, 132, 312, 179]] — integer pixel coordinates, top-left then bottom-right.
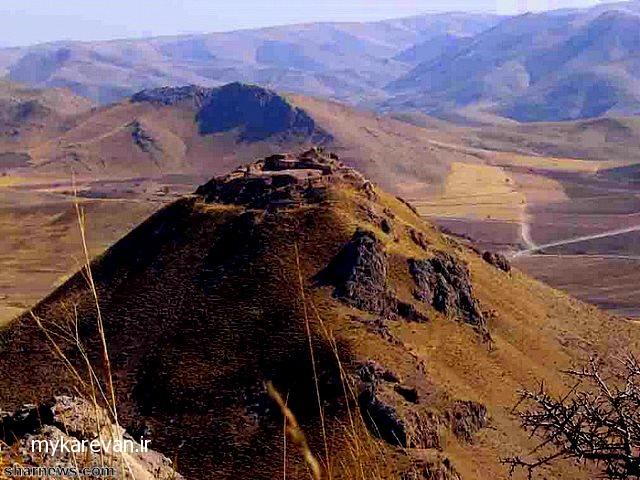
[[482, 251, 511, 272]]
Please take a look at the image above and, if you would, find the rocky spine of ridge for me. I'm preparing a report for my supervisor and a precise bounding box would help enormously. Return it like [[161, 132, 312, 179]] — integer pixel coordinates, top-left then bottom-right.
[[130, 84, 211, 106]]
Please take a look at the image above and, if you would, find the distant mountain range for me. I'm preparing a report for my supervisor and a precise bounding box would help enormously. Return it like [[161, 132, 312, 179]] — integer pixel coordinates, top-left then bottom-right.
[[1, 1, 640, 122], [0, 13, 500, 106], [387, 1, 640, 122]]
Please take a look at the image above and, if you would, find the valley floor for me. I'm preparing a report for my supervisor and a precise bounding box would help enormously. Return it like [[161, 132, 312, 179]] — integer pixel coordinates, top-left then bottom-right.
[[0, 177, 196, 324], [421, 163, 640, 318]]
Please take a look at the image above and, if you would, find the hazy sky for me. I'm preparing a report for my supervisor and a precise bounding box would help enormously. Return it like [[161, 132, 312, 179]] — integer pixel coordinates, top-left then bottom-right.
[[2, 0, 609, 47]]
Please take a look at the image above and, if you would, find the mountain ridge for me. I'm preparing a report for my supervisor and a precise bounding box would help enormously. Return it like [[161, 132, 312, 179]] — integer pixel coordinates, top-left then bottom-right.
[[0, 12, 503, 105]]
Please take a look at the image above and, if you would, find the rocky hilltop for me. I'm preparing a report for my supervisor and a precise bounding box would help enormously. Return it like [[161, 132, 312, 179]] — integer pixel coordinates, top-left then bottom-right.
[[133, 82, 329, 142], [0, 149, 637, 479], [196, 148, 365, 207]]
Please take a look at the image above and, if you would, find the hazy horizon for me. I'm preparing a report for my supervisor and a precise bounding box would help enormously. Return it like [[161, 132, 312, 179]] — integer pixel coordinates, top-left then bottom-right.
[[1, 0, 611, 48]]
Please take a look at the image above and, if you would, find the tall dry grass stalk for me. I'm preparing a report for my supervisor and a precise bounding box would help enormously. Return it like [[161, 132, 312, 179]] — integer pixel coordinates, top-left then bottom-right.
[[267, 382, 322, 480], [73, 183, 119, 429], [292, 242, 395, 480], [25, 184, 130, 477], [294, 242, 331, 479]]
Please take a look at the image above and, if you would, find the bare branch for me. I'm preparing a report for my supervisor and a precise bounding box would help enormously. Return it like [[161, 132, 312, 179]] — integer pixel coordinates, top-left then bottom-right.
[[504, 354, 640, 479]]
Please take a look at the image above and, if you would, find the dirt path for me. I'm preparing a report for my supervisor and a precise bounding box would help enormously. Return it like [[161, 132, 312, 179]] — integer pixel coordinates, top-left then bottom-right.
[[513, 224, 640, 258], [519, 212, 537, 251]]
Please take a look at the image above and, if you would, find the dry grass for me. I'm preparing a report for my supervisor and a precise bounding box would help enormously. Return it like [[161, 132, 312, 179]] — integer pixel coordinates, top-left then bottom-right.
[[268, 382, 322, 480], [412, 162, 525, 222], [10, 189, 136, 478]]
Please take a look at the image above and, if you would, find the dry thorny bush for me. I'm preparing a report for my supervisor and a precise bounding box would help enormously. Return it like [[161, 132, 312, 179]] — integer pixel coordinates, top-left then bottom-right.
[[505, 354, 640, 479]]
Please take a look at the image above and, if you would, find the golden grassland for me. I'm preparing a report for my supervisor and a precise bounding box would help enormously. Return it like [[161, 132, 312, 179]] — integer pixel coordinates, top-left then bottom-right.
[[410, 162, 526, 222]]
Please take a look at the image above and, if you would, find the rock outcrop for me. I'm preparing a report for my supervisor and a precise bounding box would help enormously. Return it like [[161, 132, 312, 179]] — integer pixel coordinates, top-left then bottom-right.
[[317, 227, 428, 322], [130, 84, 210, 106], [353, 360, 488, 450], [409, 253, 487, 332], [0, 396, 182, 480], [197, 82, 324, 141], [318, 228, 395, 315], [482, 251, 511, 273], [128, 120, 160, 153], [445, 400, 489, 442]]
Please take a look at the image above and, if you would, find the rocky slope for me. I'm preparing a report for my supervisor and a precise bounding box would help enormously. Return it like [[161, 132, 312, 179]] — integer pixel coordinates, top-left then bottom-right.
[[0, 148, 638, 479]]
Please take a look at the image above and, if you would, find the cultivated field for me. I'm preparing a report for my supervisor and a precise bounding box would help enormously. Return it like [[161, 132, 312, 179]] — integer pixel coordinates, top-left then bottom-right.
[[418, 151, 640, 318]]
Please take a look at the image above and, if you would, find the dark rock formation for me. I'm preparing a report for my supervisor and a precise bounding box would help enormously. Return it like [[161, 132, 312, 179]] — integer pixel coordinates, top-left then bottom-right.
[[317, 225, 428, 322], [0, 396, 183, 480], [196, 148, 368, 208], [132, 82, 330, 142], [445, 400, 489, 442], [395, 384, 420, 404], [409, 252, 486, 331], [196, 82, 326, 142], [318, 228, 396, 315], [355, 361, 487, 450], [409, 227, 430, 250], [356, 360, 401, 385], [396, 300, 430, 323], [402, 453, 462, 480], [128, 120, 160, 153], [131, 84, 211, 106], [482, 251, 511, 272], [358, 387, 408, 446]]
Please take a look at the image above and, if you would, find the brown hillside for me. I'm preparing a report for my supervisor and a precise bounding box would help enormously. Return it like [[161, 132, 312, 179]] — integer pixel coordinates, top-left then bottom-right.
[[0, 80, 95, 150], [1, 83, 487, 196], [0, 149, 637, 479]]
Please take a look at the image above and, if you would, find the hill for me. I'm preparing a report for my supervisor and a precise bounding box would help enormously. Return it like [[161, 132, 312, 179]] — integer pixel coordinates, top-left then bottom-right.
[[0, 148, 638, 479], [0, 13, 501, 105], [0, 80, 500, 328], [1, 82, 489, 195], [399, 113, 640, 163], [5, 82, 330, 180], [0, 80, 94, 151], [4, 2, 640, 123]]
